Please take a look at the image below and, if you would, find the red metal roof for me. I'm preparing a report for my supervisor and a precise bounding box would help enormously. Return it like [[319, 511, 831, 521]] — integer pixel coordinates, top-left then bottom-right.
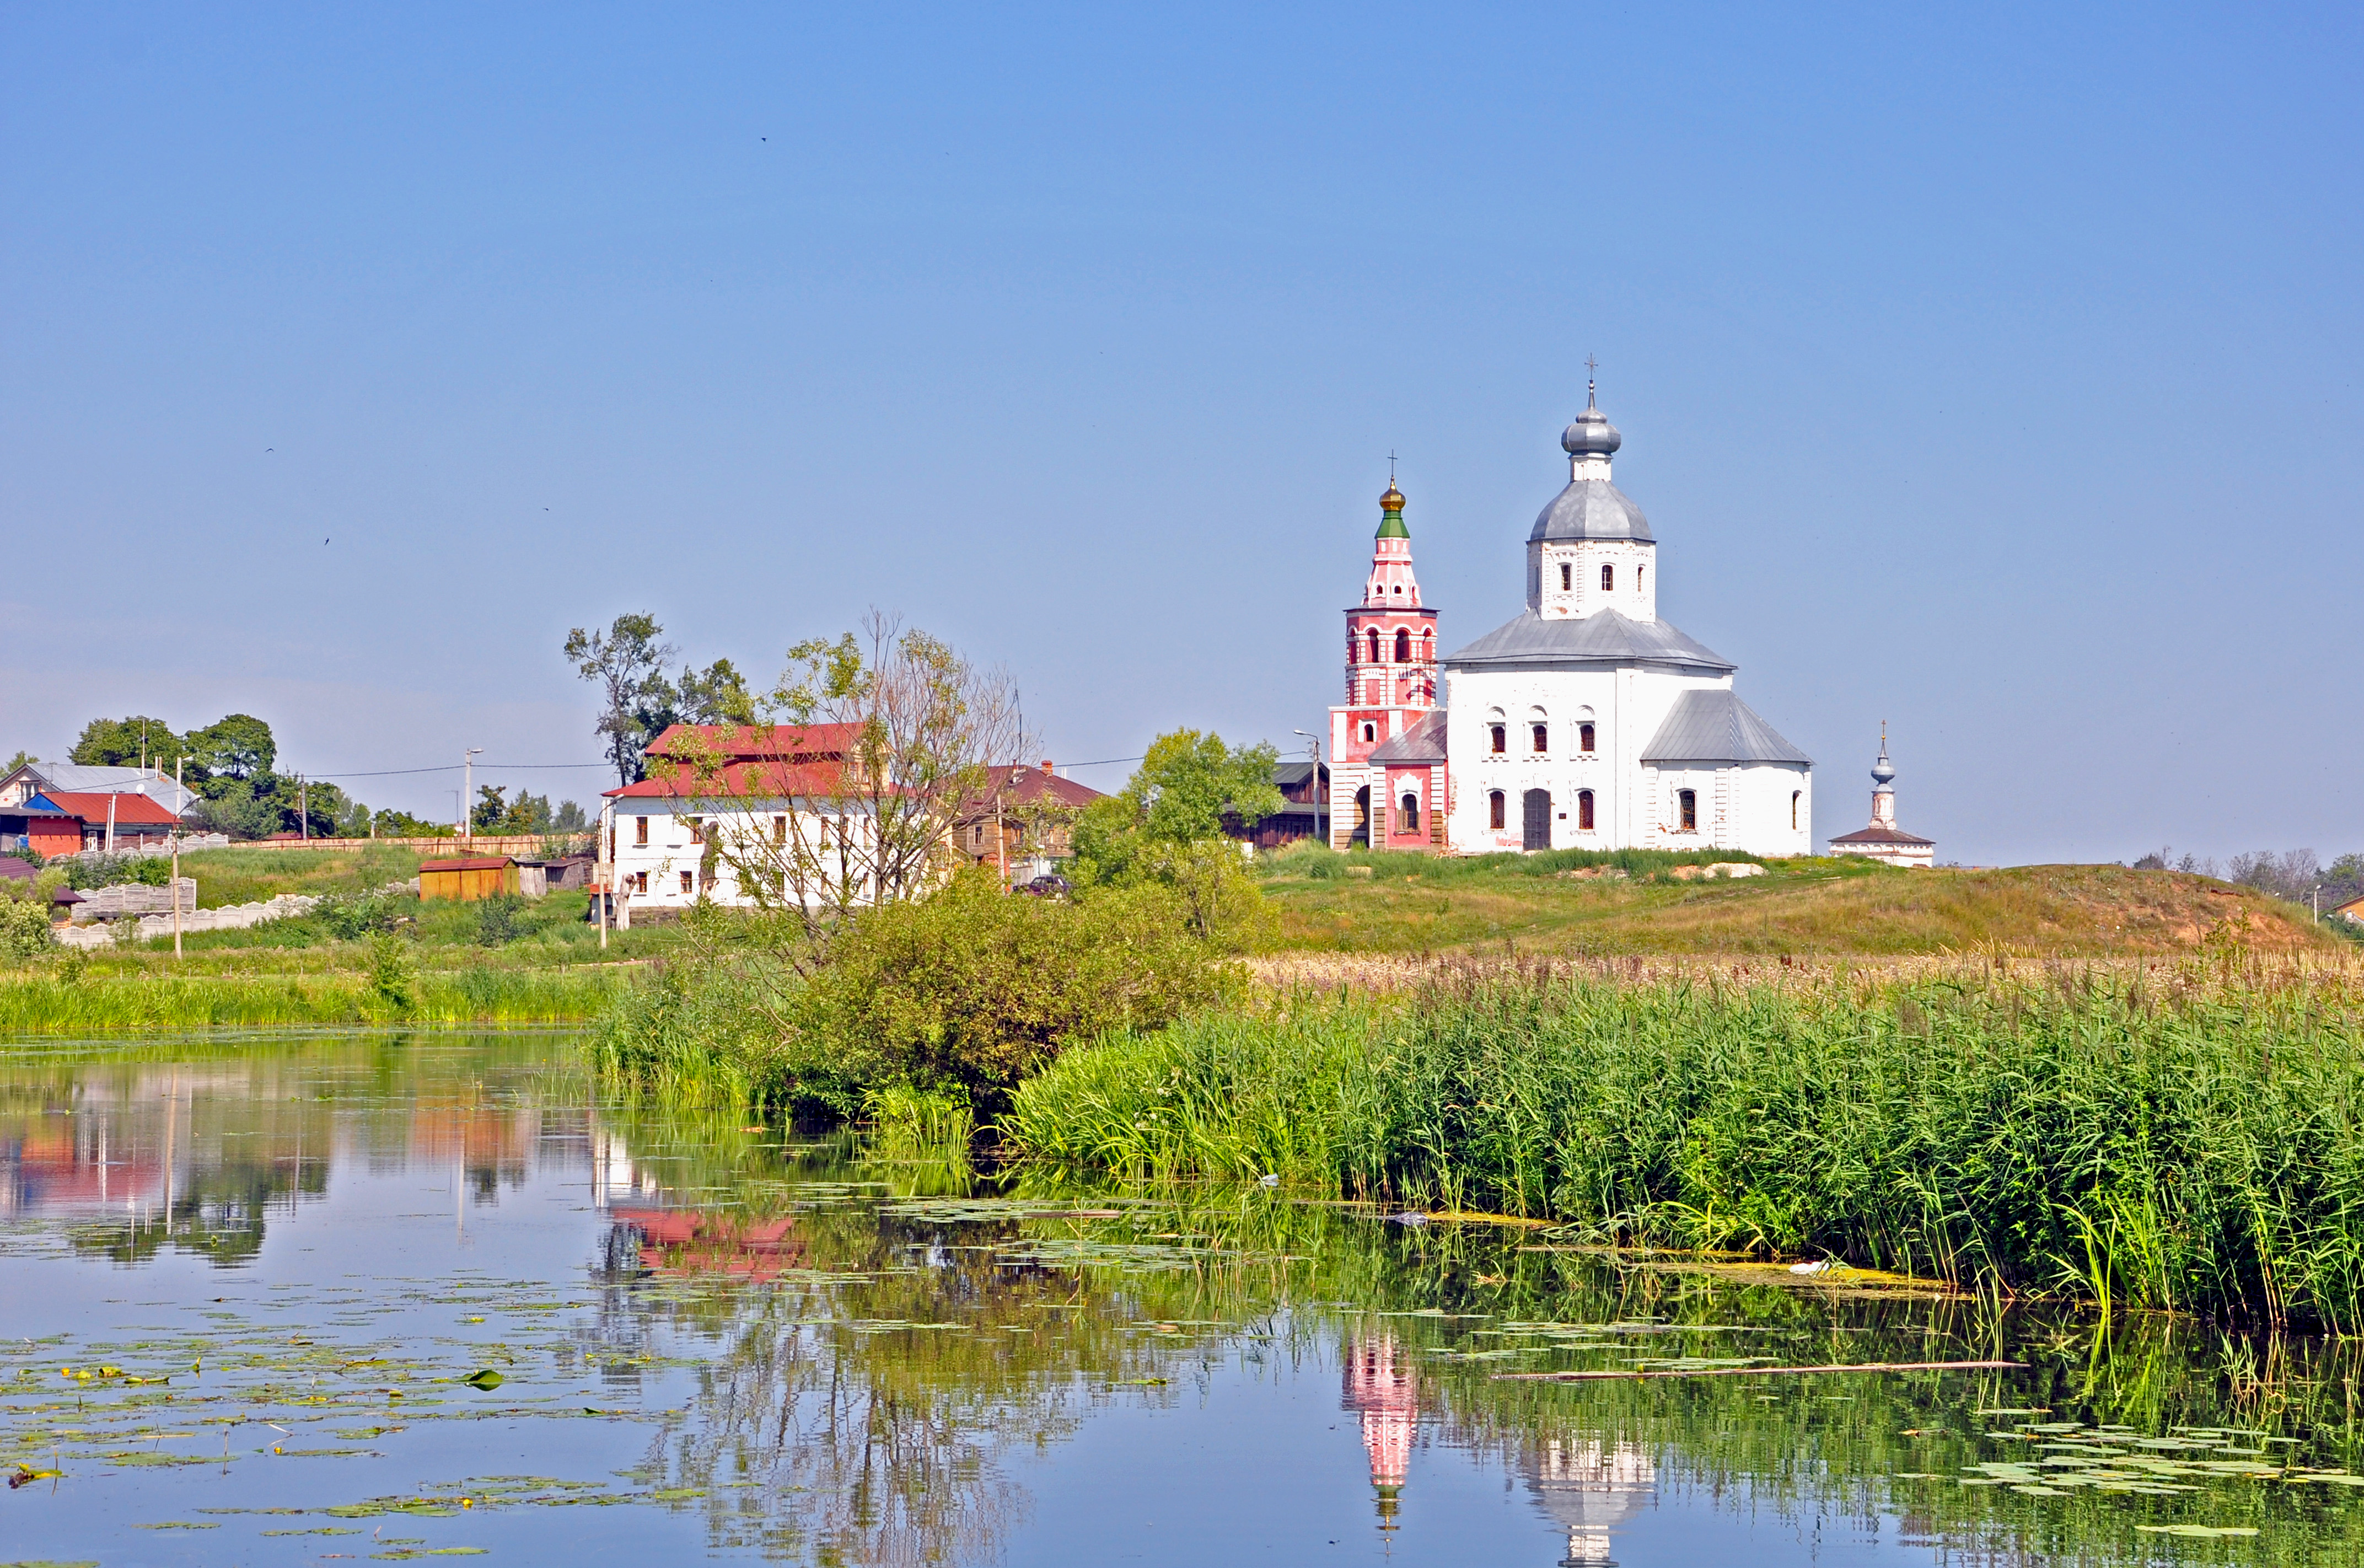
[[34, 791, 180, 825], [420, 856, 516, 872], [965, 764, 1106, 813], [604, 758, 882, 801], [644, 723, 864, 761]]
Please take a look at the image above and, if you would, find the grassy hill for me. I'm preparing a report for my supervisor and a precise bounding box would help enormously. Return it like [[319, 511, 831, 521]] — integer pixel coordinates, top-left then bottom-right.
[[1253, 844, 2341, 957]]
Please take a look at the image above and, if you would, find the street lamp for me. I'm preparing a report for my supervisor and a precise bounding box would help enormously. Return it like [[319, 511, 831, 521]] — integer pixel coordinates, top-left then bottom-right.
[[1291, 729, 1326, 847]]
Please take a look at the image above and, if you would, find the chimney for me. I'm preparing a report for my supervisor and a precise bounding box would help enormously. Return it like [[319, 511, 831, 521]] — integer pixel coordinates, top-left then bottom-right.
[[1040, 759, 1055, 774]]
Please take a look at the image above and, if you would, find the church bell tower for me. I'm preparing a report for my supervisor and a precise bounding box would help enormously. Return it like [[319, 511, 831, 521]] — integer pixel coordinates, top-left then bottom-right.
[[1329, 476, 1443, 848]]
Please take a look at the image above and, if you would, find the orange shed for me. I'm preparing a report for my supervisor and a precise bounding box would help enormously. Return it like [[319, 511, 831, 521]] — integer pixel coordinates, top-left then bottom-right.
[[418, 855, 520, 902]]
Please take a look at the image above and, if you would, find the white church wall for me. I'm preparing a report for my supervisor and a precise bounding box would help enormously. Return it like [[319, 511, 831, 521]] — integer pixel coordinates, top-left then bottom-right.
[[1526, 540, 1659, 621]]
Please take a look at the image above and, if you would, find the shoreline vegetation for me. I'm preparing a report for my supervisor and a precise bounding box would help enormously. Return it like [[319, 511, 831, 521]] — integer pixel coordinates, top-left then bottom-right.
[[1001, 954, 2364, 1328]]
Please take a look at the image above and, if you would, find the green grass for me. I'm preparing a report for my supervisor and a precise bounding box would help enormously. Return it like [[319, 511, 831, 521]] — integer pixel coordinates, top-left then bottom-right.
[[1001, 955, 2364, 1327], [0, 963, 635, 1032], [171, 843, 428, 908], [1254, 842, 2330, 957]]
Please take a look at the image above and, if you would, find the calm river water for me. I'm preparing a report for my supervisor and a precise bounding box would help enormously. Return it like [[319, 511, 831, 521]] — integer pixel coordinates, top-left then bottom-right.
[[4, 1030, 2362, 1566]]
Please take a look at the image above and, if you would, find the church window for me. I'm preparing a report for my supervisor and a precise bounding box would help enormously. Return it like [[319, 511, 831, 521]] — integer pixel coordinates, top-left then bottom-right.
[[1366, 629, 1380, 664], [1637, 563, 1646, 593], [1400, 792, 1420, 831], [1602, 563, 1615, 592], [1532, 723, 1548, 754], [1394, 628, 1411, 662], [1489, 724, 1506, 755], [1362, 722, 1376, 744], [1579, 722, 1595, 753], [1791, 790, 1801, 830], [1559, 562, 1571, 591], [1578, 790, 1594, 830], [634, 816, 649, 847], [1678, 789, 1697, 833], [1489, 791, 1505, 830]]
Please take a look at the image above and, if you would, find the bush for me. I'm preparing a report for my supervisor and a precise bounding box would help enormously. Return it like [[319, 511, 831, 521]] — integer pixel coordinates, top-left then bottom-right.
[[475, 892, 526, 947], [313, 891, 404, 941], [62, 853, 172, 891]]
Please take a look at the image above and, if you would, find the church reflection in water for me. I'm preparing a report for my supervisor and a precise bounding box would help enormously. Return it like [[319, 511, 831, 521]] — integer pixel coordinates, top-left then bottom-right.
[[1340, 1330, 1654, 1562], [1340, 1331, 1420, 1529]]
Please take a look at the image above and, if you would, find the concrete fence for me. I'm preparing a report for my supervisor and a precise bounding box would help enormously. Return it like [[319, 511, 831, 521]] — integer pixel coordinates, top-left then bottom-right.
[[71, 878, 197, 923], [221, 835, 593, 858]]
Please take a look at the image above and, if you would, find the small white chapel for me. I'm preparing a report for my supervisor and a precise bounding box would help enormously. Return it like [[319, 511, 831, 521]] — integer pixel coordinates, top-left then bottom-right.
[[1327, 379, 1815, 857]]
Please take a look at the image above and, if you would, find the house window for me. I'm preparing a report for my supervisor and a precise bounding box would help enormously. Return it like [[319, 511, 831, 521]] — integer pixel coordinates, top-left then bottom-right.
[[1367, 629, 1380, 663], [1678, 789, 1697, 833], [773, 815, 788, 845], [1578, 790, 1594, 831], [1579, 722, 1595, 753], [1400, 792, 1420, 831], [1394, 628, 1411, 662], [1559, 562, 1571, 591], [1489, 724, 1507, 754], [1532, 723, 1548, 754], [1792, 790, 1801, 829], [1489, 791, 1505, 830], [687, 817, 704, 846], [680, 870, 695, 895], [631, 871, 648, 894], [1362, 722, 1376, 743], [634, 817, 649, 847], [1602, 563, 1615, 592]]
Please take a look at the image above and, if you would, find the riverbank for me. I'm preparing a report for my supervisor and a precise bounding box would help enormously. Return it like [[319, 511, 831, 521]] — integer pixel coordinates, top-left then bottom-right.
[[1254, 849, 2341, 957], [1001, 954, 2364, 1328], [0, 959, 642, 1030]]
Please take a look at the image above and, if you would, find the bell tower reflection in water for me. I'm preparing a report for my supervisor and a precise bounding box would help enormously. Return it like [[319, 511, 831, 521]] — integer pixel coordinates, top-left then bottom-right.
[[1340, 1333, 1419, 1530], [1524, 1438, 1655, 1565]]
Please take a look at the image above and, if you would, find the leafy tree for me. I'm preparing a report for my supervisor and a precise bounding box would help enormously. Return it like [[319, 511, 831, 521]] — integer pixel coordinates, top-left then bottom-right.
[[68, 716, 185, 769], [472, 787, 555, 835], [187, 714, 275, 781], [3, 749, 33, 777], [563, 613, 677, 786], [675, 658, 756, 725], [1066, 730, 1281, 948], [0, 864, 67, 960], [373, 808, 454, 837], [552, 799, 589, 832]]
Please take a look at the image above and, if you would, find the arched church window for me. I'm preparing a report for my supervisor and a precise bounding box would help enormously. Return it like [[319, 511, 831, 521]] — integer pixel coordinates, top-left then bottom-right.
[[1678, 789, 1697, 833], [1791, 790, 1801, 830], [1578, 790, 1594, 831], [1489, 791, 1505, 830], [1366, 629, 1380, 664], [1637, 563, 1646, 594], [1400, 792, 1419, 831], [1532, 723, 1549, 754], [1602, 563, 1615, 592], [1394, 628, 1411, 663], [1489, 724, 1506, 755], [1361, 722, 1376, 744], [1579, 722, 1595, 753], [1560, 562, 1571, 592]]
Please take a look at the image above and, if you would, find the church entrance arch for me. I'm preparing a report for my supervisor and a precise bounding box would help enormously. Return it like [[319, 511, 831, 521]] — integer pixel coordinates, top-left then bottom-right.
[[1521, 790, 1551, 852], [1352, 785, 1371, 847]]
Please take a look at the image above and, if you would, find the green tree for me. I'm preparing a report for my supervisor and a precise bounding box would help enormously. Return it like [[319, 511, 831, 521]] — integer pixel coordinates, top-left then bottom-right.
[[675, 658, 756, 724], [1067, 729, 1282, 948], [3, 749, 33, 777], [186, 714, 276, 781], [563, 613, 677, 786], [0, 864, 67, 960], [68, 716, 185, 769]]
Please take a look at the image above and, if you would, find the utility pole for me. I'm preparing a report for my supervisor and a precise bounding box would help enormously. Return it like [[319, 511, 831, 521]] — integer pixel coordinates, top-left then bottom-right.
[[173, 755, 185, 960], [1292, 729, 1325, 846], [463, 749, 483, 842], [298, 776, 308, 841]]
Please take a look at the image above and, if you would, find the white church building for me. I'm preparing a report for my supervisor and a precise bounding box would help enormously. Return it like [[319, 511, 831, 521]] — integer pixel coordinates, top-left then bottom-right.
[[1328, 383, 1814, 857]]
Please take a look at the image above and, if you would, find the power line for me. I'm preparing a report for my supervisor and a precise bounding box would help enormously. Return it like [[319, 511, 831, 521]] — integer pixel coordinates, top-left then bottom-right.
[[1059, 755, 1146, 769], [298, 762, 613, 779]]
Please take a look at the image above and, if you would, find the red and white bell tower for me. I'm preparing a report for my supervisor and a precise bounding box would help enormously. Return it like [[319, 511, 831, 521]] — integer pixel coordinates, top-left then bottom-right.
[[1328, 479, 1447, 850]]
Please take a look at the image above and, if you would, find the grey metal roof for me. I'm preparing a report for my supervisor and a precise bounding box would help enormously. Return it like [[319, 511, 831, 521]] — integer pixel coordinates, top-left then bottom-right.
[[1442, 609, 1735, 674], [1829, 823, 1935, 846], [1530, 479, 1653, 544], [1271, 760, 1323, 790], [1640, 689, 1813, 765], [1367, 709, 1449, 765], [8, 762, 190, 813]]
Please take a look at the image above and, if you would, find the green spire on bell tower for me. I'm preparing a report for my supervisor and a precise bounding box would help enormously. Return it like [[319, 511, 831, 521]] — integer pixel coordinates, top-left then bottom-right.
[[1376, 457, 1410, 539]]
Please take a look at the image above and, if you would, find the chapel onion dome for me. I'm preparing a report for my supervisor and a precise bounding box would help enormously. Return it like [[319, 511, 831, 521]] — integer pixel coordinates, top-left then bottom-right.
[[1872, 749, 1896, 790], [1376, 480, 1410, 539], [1561, 404, 1621, 460]]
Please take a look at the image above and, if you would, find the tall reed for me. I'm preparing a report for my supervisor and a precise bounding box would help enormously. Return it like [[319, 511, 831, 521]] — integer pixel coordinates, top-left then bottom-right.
[[1001, 960, 2364, 1327], [0, 965, 633, 1033]]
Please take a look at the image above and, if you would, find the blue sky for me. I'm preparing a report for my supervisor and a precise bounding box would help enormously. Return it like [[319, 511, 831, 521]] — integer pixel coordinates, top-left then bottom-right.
[[4, 3, 2357, 864]]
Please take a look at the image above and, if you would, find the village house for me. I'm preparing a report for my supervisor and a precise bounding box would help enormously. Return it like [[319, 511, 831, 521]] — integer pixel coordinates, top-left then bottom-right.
[[598, 722, 884, 925], [0, 790, 182, 856], [0, 761, 190, 815], [1226, 760, 1331, 850], [957, 762, 1104, 883]]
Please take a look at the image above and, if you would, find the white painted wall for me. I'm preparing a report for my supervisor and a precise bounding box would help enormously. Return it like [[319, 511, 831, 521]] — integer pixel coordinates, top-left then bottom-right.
[[604, 797, 874, 912], [1525, 539, 1658, 621]]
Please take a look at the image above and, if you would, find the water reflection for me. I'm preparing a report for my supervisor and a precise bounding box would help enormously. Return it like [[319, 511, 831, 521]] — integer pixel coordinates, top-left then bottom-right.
[[7, 1033, 2364, 1567]]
